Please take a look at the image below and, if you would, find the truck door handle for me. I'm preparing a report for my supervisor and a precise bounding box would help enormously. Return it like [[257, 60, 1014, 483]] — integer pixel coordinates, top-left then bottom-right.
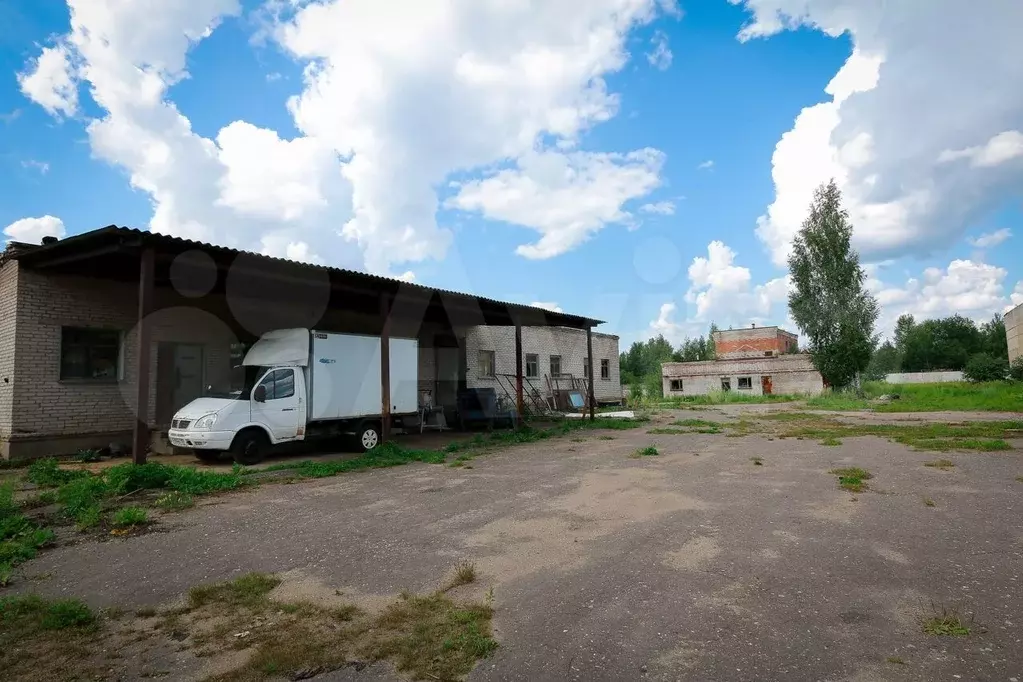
[[281, 408, 296, 412]]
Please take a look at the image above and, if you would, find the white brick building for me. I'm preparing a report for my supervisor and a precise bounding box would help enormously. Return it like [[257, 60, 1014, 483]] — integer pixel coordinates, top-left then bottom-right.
[[662, 326, 823, 397], [1, 228, 613, 459], [465, 326, 621, 404]]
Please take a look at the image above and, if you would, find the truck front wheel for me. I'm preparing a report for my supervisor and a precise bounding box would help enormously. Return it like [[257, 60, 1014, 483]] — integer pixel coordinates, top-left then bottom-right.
[[231, 429, 269, 465], [192, 449, 222, 463], [355, 422, 381, 452]]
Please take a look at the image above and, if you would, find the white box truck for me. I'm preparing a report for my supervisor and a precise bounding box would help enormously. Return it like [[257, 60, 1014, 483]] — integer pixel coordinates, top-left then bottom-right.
[[167, 328, 419, 464]]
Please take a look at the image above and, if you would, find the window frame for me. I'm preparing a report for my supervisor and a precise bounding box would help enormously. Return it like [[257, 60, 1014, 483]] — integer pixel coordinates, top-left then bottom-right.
[[669, 379, 683, 392], [525, 353, 539, 379], [256, 368, 296, 401], [478, 350, 496, 378], [737, 376, 753, 390], [549, 355, 562, 378], [720, 377, 731, 392], [59, 327, 124, 382], [600, 358, 610, 380], [583, 356, 590, 379]]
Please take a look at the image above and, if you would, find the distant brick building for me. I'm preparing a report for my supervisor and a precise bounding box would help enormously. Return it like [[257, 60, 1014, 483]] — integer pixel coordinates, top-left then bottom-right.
[[662, 325, 823, 397], [712, 325, 798, 359]]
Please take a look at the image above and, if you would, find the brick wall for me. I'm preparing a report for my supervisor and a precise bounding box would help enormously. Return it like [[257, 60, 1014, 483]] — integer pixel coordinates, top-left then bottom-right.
[[0, 262, 18, 451], [712, 327, 798, 359], [1007, 302, 1022, 365], [662, 354, 823, 396], [464, 326, 621, 402]]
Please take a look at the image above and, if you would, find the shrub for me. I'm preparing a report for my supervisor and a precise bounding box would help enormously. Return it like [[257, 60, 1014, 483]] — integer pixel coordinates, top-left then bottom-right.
[[1010, 356, 1023, 382], [963, 353, 1008, 382], [26, 458, 88, 487], [105, 462, 172, 494], [112, 506, 148, 528]]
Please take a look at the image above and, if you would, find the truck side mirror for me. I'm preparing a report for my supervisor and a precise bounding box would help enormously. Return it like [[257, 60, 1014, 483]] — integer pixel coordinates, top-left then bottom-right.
[[254, 385, 267, 403]]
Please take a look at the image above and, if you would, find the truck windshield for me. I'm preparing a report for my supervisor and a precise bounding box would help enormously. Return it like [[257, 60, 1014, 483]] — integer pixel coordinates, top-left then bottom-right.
[[205, 365, 268, 400]]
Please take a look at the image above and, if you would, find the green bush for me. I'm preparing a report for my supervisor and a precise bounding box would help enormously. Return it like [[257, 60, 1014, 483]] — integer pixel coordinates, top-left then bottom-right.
[[56, 477, 109, 526], [1010, 357, 1023, 382], [963, 353, 1008, 383], [26, 458, 88, 487], [112, 506, 148, 528], [105, 462, 173, 494]]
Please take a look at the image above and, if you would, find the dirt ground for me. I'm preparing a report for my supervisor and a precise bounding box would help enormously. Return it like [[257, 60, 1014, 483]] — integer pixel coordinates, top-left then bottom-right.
[[9, 406, 1023, 681]]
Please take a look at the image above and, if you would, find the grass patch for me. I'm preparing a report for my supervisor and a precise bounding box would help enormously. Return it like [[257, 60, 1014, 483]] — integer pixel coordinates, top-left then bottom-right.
[[922, 497, 935, 507], [0, 593, 101, 679], [1017, 476, 1023, 483], [189, 572, 282, 609], [597, 435, 616, 440], [830, 467, 872, 493], [886, 656, 907, 665], [169, 568, 496, 682], [630, 446, 660, 458], [922, 611, 972, 637], [750, 456, 763, 466], [924, 459, 955, 471], [1, 481, 56, 581], [776, 417, 1022, 452], [651, 392, 799, 407], [671, 418, 720, 428], [155, 490, 195, 511], [111, 506, 148, 528], [820, 436, 841, 446], [809, 381, 1023, 413], [449, 560, 477, 588]]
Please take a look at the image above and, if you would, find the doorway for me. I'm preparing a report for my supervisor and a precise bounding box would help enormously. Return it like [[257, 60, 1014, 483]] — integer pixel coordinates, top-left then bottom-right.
[[761, 375, 773, 395], [156, 343, 205, 424]]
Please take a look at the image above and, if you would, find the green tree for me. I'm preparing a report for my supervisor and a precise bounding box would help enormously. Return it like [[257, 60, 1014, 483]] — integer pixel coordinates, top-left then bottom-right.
[[894, 314, 915, 351], [864, 340, 901, 380], [787, 180, 879, 388], [902, 316, 981, 371], [707, 322, 719, 360], [979, 313, 1008, 360]]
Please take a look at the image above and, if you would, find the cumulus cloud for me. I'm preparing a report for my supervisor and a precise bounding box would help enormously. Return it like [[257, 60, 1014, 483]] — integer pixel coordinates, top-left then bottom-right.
[[640, 200, 675, 215], [3, 215, 66, 243], [17, 44, 78, 117], [697, 160, 714, 170], [20, 0, 674, 273], [967, 228, 1012, 249], [448, 148, 664, 259], [646, 30, 673, 70], [870, 259, 1016, 336], [1011, 282, 1023, 309], [733, 1, 1023, 266], [685, 241, 789, 321], [530, 301, 564, 313]]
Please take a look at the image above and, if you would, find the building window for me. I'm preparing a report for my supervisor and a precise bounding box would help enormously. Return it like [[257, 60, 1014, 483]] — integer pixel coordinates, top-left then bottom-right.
[[525, 354, 538, 378], [670, 379, 683, 392], [478, 350, 496, 378], [257, 368, 295, 400], [601, 359, 610, 380], [738, 376, 753, 390], [60, 327, 122, 380], [721, 377, 731, 392], [583, 357, 589, 379], [550, 355, 562, 378], [764, 351, 774, 357]]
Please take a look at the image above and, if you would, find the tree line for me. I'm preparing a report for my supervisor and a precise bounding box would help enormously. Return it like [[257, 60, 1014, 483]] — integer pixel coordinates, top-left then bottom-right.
[[619, 326, 718, 396]]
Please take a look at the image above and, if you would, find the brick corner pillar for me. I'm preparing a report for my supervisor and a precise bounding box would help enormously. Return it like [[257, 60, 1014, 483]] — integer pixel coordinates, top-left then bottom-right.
[[586, 326, 595, 421], [132, 247, 155, 464], [379, 294, 392, 443], [514, 323, 524, 419]]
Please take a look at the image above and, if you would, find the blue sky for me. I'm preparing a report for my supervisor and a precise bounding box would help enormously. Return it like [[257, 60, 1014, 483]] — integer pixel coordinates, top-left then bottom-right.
[[3, 0, 1022, 348]]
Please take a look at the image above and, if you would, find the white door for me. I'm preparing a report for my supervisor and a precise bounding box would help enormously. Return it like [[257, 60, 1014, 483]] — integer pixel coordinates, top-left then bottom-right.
[[251, 368, 301, 441]]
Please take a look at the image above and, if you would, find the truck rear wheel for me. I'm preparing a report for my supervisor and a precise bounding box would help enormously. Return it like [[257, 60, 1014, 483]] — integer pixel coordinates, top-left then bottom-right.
[[355, 422, 380, 452], [231, 429, 269, 465]]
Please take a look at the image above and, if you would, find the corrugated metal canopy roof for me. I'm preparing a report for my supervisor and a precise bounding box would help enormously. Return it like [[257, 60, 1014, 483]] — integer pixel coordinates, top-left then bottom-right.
[[10, 225, 603, 329]]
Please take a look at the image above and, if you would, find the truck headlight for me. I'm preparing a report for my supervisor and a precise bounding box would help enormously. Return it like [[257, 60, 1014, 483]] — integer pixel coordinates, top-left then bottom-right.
[[193, 413, 218, 430]]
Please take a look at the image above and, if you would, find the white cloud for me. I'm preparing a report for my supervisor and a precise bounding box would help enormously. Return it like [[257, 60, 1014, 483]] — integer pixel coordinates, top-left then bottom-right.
[[734, 1, 1023, 266], [21, 159, 50, 174], [684, 240, 789, 321], [21, 0, 673, 273], [967, 228, 1012, 249], [530, 301, 564, 313], [17, 44, 78, 117], [1010, 282, 1023, 308], [872, 259, 1015, 336], [3, 215, 66, 243], [448, 148, 664, 259], [646, 30, 672, 70], [697, 159, 714, 170], [939, 131, 1023, 168], [640, 200, 675, 215]]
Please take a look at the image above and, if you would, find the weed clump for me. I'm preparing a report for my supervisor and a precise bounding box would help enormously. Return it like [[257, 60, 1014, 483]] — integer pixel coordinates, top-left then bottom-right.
[[924, 459, 955, 471], [630, 446, 660, 458], [830, 467, 872, 492]]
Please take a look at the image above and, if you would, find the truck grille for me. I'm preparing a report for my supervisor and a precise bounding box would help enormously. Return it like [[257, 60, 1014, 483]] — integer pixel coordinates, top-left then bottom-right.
[[172, 419, 191, 430]]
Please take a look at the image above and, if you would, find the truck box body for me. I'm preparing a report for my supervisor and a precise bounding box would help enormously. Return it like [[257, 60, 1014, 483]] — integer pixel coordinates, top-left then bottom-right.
[[309, 332, 418, 420]]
